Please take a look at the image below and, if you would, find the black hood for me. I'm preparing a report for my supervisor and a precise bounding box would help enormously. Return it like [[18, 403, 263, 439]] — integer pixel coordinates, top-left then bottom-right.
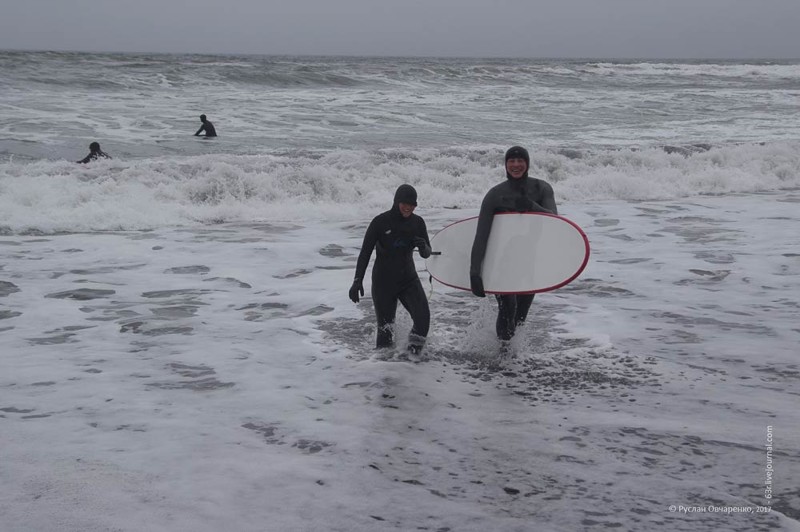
[[504, 146, 530, 180], [393, 184, 417, 207], [391, 184, 418, 219]]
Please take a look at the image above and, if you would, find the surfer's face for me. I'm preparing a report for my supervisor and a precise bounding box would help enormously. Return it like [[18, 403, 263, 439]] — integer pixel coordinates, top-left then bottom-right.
[[398, 202, 416, 218], [506, 158, 527, 179]]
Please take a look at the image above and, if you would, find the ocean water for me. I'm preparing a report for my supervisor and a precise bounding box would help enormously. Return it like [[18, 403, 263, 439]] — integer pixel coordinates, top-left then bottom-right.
[[1, 52, 799, 531]]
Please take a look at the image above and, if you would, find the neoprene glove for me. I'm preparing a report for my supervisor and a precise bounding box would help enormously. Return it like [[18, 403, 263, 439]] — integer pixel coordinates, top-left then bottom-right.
[[349, 278, 364, 303], [470, 274, 486, 297], [413, 237, 432, 259]]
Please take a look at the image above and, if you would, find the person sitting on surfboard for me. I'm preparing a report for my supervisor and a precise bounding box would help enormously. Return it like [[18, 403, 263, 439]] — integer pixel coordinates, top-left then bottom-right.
[[470, 146, 557, 343], [349, 184, 432, 355], [194, 114, 217, 137], [77, 142, 111, 164]]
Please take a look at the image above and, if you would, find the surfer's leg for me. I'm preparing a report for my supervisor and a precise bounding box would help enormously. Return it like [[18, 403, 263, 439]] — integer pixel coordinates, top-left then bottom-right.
[[398, 280, 430, 352], [373, 288, 398, 348], [495, 295, 517, 341], [514, 294, 535, 325]]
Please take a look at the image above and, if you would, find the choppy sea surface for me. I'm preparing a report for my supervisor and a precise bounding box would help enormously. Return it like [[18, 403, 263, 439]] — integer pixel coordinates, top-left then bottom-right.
[[1, 52, 799, 531], [1, 52, 800, 233]]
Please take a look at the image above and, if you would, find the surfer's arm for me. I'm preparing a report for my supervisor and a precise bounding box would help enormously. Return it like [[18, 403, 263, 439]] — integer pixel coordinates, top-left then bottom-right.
[[539, 182, 557, 215], [468, 192, 497, 297], [419, 219, 431, 248], [414, 219, 432, 259], [194, 125, 205, 136], [354, 218, 380, 281], [470, 195, 496, 276]]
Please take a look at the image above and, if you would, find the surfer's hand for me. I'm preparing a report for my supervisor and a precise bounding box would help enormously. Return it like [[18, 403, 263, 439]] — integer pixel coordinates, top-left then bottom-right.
[[413, 237, 431, 259], [470, 274, 485, 297], [349, 279, 364, 303]]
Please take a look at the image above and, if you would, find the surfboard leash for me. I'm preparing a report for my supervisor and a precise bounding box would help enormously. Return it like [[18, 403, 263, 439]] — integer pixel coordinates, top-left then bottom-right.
[[419, 250, 440, 300], [416, 269, 435, 300]]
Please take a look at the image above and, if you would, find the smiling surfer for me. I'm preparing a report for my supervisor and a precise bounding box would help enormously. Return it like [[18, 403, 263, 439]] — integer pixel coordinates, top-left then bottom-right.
[[470, 146, 558, 344], [349, 184, 432, 355]]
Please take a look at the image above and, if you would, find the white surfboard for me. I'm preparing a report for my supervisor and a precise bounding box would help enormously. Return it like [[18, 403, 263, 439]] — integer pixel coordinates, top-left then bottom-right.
[[426, 212, 590, 294]]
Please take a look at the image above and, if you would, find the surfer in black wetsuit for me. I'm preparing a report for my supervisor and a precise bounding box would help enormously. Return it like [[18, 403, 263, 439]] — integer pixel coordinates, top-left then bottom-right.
[[470, 146, 558, 343], [77, 142, 111, 164], [194, 114, 217, 137], [349, 184, 432, 354]]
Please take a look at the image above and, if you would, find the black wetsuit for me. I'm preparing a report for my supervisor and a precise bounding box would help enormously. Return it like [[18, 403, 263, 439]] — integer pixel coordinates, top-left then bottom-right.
[[354, 204, 431, 348], [77, 150, 110, 164], [195, 120, 217, 137], [470, 176, 557, 341]]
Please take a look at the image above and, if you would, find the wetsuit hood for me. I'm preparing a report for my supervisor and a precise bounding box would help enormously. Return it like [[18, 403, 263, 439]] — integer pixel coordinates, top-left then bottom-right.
[[393, 184, 418, 207], [505, 146, 530, 180], [391, 184, 418, 219]]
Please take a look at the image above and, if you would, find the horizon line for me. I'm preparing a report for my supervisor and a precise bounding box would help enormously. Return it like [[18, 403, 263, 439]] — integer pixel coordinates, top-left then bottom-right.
[[1, 47, 799, 62]]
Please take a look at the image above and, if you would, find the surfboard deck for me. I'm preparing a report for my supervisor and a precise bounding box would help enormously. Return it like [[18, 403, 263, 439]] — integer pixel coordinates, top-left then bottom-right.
[[426, 212, 590, 294]]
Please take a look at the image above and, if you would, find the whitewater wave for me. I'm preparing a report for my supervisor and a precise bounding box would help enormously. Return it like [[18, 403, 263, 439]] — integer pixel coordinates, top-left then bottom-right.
[[1, 141, 798, 234]]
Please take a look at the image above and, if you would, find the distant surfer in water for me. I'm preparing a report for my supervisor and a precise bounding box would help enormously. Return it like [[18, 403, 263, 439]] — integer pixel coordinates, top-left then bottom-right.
[[470, 146, 557, 344], [194, 114, 217, 137], [350, 184, 432, 355], [77, 142, 111, 164]]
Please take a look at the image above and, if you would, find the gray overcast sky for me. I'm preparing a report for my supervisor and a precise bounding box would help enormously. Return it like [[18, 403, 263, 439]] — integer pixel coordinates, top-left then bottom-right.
[[1, 0, 798, 58]]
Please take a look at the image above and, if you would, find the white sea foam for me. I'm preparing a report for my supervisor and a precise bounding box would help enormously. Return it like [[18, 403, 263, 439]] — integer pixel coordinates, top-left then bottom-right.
[[1, 193, 798, 531], [588, 61, 800, 80], [1, 142, 798, 234]]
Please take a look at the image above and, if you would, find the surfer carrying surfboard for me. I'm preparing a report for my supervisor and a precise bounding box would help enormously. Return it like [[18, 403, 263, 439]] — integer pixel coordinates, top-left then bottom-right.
[[349, 184, 433, 355], [470, 146, 558, 343]]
